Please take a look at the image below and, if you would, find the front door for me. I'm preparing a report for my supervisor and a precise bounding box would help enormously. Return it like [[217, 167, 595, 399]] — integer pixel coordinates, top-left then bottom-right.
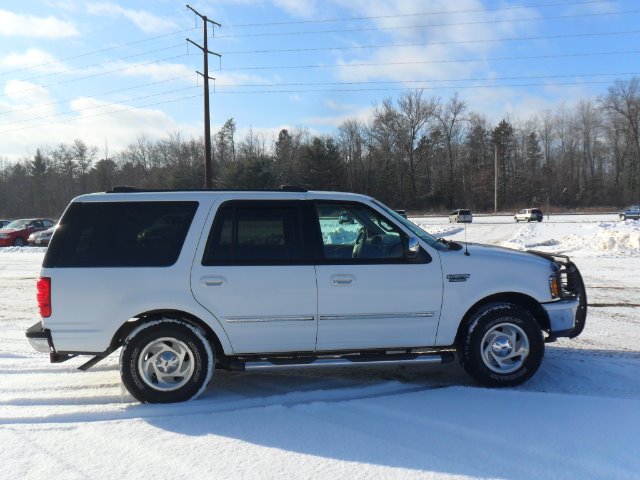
[[191, 200, 317, 354], [313, 201, 443, 351]]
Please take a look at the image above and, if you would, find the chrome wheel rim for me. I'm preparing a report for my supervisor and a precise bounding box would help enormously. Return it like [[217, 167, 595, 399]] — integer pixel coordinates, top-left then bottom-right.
[[138, 337, 195, 391], [480, 322, 529, 374]]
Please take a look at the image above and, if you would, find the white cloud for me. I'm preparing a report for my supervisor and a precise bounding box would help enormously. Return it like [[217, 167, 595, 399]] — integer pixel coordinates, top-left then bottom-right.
[[87, 2, 177, 33], [109, 60, 195, 82], [0, 9, 78, 38], [0, 97, 201, 160], [272, 0, 318, 18], [303, 104, 375, 128], [215, 72, 276, 87], [328, 0, 539, 87], [4, 80, 51, 104], [0, 48, 65, 73]]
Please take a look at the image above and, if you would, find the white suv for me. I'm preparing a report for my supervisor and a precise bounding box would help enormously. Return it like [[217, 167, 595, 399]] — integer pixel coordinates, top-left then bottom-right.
[[515, 208, 544, 222], [27, 188, 587, 403]]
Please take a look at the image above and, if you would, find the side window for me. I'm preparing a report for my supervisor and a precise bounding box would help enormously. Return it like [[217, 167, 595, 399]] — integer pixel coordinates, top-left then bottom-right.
[[203, 202, 307, 265], [316, 203, 404, 262], [44, 202, 198, 268]]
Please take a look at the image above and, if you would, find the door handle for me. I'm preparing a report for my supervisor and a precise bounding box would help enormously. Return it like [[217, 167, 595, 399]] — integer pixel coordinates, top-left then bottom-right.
[[331, 274, 355, 286], [201, 276, 226, 287]]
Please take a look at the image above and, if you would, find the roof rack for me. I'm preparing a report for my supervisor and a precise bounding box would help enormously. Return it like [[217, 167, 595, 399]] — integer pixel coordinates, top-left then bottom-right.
[[278, 185, 307, 192], [106, 185, 309, 193]]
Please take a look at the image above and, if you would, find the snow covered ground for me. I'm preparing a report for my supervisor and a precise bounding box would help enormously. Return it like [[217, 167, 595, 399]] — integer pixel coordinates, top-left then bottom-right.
[[1, 214, 639, 479]]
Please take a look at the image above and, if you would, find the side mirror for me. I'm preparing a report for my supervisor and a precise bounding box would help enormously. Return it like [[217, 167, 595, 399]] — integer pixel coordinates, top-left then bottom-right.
[[405, 236, 420, 259]]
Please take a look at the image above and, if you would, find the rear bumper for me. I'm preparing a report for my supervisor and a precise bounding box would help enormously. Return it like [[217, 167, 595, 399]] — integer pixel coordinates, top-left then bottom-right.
[[26, 322, 80, 363], [26, 321, 54, 353]]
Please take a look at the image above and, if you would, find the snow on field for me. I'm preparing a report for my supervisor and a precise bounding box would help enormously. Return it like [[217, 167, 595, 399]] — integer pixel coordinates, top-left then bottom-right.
[[1, 215, 639, 479]]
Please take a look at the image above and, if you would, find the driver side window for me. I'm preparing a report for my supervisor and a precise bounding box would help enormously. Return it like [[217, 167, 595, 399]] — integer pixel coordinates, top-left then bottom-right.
[[316, 203, 403, 262]]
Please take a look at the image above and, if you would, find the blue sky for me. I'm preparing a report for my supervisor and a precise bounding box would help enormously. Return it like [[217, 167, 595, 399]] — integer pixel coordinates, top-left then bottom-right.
[[1, 0, 639, 160]]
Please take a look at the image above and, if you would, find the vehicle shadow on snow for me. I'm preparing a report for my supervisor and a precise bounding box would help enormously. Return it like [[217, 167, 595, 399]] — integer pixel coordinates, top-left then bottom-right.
[[137, 348, 640, 478]]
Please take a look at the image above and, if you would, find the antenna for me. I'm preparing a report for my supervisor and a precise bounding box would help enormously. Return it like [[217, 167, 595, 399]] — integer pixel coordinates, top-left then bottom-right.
[[464, 222, 470, 256]]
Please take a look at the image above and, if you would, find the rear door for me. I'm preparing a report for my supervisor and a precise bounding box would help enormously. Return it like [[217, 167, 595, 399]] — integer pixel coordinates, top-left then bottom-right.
[[313, 201, 443, 351], [191, 200, 318, 354]]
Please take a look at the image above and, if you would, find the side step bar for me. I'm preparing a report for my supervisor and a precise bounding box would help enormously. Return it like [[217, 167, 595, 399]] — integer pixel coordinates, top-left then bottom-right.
[[229, 351, 455, 371]]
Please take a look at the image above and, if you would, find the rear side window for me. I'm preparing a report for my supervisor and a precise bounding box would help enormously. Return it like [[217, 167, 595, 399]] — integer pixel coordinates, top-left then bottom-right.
[[202, 201, 310, 265], [44, 201, 198, 267]]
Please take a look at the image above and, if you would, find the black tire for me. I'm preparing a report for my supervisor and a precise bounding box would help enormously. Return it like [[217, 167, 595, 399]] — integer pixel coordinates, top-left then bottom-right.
[[620, 214, 626, 221], [514, 217, 519, 222], [458, 303, 544, 387], [13, 237, 26, 246], [120, 319, 214, 403]]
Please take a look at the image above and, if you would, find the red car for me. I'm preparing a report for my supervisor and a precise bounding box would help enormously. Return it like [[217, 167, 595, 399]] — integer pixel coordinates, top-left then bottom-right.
[[0, 218, 55, 247]]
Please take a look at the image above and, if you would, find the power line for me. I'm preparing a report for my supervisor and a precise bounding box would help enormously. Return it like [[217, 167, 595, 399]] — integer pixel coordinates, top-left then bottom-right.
[[6, 72, 634, 126], [0, 86, 199, 127], [220, 49, 640, 71], [207, 78, 638, 94], [0, 53, 194, 98], [8, 43, 187, 86], [217, 9, 640, 38], [221, 29, 640, 55], [226, 0, 619, 27], [0, 27, 197, 78], [216, 72, 640, 88], [0, 94, 203, 135], [0, 75, 194, 117]]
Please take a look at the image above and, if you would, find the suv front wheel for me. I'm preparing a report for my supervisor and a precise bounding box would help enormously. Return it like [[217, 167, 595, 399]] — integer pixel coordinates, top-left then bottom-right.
[[120, 319, 214, 403], [458, 303, 544, 387]]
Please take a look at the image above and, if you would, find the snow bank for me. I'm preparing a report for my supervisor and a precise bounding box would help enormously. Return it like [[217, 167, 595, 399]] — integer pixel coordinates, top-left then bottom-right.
[[527, 221, 639, 256]]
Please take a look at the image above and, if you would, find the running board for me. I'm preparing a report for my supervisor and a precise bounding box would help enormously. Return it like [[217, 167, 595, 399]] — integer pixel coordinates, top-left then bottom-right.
[[230, 352, 455, 371]]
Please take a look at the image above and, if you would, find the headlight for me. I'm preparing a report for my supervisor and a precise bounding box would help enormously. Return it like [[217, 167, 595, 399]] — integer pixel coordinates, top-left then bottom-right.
[[0, 234, 8, 239], [549, 274, 560, 299]]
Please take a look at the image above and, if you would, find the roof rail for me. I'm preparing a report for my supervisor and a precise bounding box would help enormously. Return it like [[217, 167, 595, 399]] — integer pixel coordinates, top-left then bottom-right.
[[278, 185, 307, 192], [105, 185, 310, 193], [107, 186, 140, 193]]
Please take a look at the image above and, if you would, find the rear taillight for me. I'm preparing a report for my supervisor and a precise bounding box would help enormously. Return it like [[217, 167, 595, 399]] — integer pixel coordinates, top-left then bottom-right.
[[37, 277, 51, 318]]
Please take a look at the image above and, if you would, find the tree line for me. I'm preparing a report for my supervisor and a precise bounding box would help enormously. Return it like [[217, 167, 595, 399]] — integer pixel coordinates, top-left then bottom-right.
[[1, 77, 639, 219]]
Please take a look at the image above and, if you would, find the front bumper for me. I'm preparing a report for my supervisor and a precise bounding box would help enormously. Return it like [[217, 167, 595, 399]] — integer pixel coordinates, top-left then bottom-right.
[[541, 298, 580, 337], [529, 251, 588, 339]]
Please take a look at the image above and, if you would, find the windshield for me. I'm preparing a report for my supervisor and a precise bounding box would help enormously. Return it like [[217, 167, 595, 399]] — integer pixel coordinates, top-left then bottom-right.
[[372, 199, 441, 248], [4, 220, 28, 229]]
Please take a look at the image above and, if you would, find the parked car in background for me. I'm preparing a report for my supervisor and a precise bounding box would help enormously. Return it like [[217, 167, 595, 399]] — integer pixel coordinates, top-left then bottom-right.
[[515, 208, 544, 222], [0, 218, 55, 247], [449, 209, 473, 223], [619, 205, 640, 221], [0, 219, 11, 229], [395, 209, 408, 218], [338, 210, 355, 224], [28, 225, 57, 247]]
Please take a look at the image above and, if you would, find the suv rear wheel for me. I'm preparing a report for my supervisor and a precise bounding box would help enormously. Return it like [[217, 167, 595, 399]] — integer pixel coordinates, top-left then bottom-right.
[[458, 303, 544, 387], [120, 319, 214, 403]]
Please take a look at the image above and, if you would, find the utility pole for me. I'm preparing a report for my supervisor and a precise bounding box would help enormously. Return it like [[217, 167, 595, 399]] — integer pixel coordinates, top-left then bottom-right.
[[494, 144, 498, 213], [186, 5, 221, 189]]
